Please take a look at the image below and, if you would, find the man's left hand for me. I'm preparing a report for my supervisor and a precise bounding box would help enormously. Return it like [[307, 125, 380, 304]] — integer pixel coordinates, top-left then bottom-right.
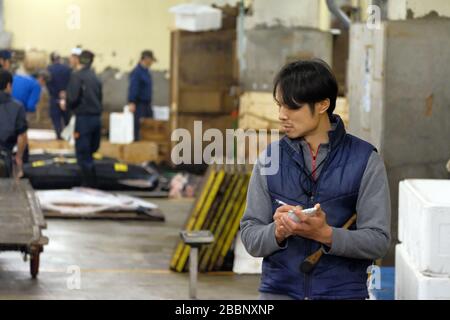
[[14, 155, 24, 178], [280, 204, 333, 246]]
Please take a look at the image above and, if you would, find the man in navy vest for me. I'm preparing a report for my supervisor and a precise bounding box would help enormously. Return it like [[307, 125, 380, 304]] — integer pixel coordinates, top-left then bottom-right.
[[127, 50, 156, 141], [240, 59, 391, 300], [47, 52, 72, 140]]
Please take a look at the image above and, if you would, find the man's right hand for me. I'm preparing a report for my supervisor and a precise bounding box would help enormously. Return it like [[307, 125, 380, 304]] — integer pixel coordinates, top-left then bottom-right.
[[59, 99, 67, 111], [128, 103, 136, 113], [273, 205, 296, 244]]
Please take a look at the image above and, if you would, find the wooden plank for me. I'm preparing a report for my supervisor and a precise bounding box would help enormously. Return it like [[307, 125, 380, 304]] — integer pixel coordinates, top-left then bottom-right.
[[115, 190, 169, 198], [44, 208, 165, 221]]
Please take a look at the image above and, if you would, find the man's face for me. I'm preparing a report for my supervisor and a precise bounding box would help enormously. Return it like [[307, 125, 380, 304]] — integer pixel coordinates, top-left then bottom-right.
[[69, 55, 80, 68], [276, 88, 321, 139], [142, 57, 154, 68], [0, 59, 11, 71]]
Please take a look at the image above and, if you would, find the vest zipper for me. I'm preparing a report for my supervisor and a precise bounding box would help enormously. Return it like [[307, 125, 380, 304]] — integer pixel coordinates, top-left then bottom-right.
[[308, 144, 321, 181], [305, 144, 321, 299]]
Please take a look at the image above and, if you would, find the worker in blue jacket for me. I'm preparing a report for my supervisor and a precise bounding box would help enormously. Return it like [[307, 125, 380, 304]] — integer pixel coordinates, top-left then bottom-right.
[[47, 52, 72, 139], [11, 73, 42, 113], [128, 50, 156, 141]]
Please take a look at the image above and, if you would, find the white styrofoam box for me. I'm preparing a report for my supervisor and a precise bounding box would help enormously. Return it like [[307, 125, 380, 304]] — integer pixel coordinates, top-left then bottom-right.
[[27, 129, 57, 141], [152, 106, 170, 121], [109, 110, 134, 144], [398, 179, 450, 275], [169, 4, 222, 32], [395, 244, 450, 300], [232, 231, 262, 274]]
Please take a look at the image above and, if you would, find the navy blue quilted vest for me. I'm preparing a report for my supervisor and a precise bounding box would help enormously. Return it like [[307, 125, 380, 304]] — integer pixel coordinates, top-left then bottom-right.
[[260, 115, 375, 300]]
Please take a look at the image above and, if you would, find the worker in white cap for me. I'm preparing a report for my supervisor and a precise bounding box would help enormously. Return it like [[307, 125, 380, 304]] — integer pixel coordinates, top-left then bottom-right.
[[69, 47, 82, 70]]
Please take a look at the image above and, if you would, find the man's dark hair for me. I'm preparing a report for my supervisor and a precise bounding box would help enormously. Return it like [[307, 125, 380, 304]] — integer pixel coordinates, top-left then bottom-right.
[[0, 70, 13, 90], [141, 50, 156, 61], [273, 59, 338, 117], [50, 51, 61, 63], [79, 50, 95, 66]]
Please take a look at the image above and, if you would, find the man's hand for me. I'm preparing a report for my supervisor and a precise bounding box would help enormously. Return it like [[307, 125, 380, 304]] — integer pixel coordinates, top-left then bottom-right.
[[59, 91, 67, 111], [273, 205, 295, 244], [14, 154, 24, 178], [128, 103, 136, 113], [281, 204, 333, 246], [59, 99, 67, 111]]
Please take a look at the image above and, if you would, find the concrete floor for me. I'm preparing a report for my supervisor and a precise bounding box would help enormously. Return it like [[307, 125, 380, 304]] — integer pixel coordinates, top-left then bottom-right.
[[0, 198, 260, 300]]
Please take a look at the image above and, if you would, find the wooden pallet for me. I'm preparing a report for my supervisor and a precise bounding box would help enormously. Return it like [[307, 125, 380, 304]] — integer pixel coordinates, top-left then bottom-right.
[[44, 208, 165, 221]]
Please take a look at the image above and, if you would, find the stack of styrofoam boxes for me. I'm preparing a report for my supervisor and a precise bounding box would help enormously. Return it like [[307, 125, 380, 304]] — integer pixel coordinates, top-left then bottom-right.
[[169, 4, 222, 32], [396, 179, 450, 299]]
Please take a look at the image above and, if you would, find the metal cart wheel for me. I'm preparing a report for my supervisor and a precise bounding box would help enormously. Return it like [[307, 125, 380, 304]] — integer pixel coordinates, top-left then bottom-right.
[[30, 246, 41, 279]]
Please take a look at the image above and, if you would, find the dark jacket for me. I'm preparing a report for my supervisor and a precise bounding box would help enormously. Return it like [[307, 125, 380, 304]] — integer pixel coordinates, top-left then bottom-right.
[[67, 66, 102, 115], [128, 63, 152, 105], [0, 92, 28, 152], [47, 62, 72, 105], [260, 116, 376, 300]]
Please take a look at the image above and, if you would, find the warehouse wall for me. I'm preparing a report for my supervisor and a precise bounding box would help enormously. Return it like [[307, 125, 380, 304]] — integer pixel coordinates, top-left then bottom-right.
[[195, 0, 332, 31], [387, 0, 450, 20], [3, 0, 184, 72]]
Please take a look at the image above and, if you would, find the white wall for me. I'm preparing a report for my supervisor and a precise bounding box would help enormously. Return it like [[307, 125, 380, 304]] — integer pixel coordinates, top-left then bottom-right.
[[244, 0, 331, 30], [3, 0, 185, 72], [388, 0, 450, 20]]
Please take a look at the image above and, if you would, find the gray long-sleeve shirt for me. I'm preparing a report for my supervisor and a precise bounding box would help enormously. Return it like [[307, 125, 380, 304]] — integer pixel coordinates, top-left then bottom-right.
[[240, 136, 391, 261]]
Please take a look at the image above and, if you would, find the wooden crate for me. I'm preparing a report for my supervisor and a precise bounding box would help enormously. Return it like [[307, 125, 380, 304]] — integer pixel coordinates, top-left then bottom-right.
[[238, 92, 280, 131], [170, 29, 239, 115], [98, 141, 124, 160], [122, 141, 159, 164], [98, 140, 159, 164], [28, 139, 72, 151], [171, 113, 236, 165], [239, 92, 349, 130], [140, 119, 170, 142]]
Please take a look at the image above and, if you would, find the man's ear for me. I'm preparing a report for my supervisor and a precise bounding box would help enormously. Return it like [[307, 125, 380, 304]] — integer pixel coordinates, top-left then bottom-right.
[[317, 99, 330, 115]]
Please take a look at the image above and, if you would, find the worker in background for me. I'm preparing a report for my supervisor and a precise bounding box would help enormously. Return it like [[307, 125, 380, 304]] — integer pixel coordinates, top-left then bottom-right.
[[0, 50, 12, 71], [128, 50, 156, 141], [0, 70, 28, 178], [66, 50, 102, 187], [12, 69, 48, 113], [69, 47, 82, 70], [240, 59, 391, 300], [47, 52, 72, 139]]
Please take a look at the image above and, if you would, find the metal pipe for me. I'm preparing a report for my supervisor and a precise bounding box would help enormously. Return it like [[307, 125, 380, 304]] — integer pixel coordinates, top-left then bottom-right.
[[189, 247, 198, 299], [326, 0, 351, 29]]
